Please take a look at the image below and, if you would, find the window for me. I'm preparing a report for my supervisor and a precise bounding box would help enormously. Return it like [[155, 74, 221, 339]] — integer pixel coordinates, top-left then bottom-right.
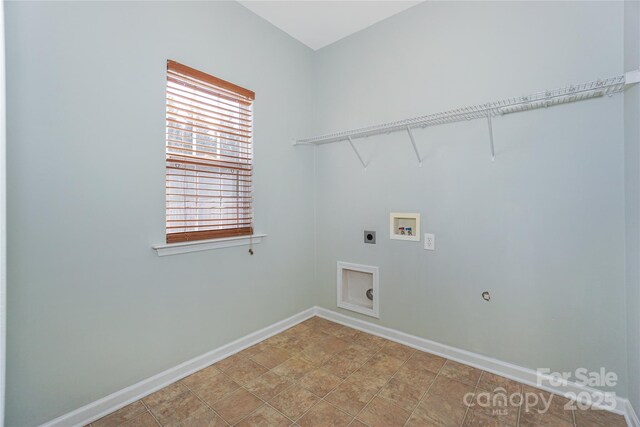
[[165, 60, 254, 244]]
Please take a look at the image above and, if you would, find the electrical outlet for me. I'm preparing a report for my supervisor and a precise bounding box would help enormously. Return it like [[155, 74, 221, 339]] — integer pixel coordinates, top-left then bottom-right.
[[364, 230, 376, 244], [424, 233, 435, 250]]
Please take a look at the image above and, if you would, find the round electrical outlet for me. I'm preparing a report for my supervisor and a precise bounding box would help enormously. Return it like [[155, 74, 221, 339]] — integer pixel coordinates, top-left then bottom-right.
[[363, 230, 376, 244]]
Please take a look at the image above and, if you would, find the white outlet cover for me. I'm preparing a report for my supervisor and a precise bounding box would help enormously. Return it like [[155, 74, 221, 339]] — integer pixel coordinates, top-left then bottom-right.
[[424, 233, 435, 250]]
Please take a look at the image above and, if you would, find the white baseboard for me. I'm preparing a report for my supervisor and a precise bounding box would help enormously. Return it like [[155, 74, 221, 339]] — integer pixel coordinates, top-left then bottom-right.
[[39, 308, 316, 427], [314, 307, 637, 427], [626, 400, 640, 427], [39, 306, 639, 427]]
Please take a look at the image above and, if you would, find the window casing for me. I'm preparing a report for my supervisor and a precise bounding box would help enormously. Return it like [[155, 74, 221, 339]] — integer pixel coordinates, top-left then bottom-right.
[[165, 60, 254, 244]]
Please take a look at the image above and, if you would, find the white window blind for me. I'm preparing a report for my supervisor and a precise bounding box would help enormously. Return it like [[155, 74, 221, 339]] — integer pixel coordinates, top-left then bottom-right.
[[165, 60, 254, 244]]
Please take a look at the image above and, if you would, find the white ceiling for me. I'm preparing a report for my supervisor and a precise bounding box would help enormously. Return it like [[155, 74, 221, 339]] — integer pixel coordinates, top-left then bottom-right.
[[238, 1, 423, 50]]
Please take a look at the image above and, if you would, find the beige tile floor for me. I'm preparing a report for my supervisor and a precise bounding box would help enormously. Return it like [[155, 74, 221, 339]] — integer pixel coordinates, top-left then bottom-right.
[[88, 317, 627, 427]]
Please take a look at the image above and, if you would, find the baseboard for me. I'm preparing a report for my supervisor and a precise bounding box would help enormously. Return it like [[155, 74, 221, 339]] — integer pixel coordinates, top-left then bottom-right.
[[39, 308, 316, 427], [314, 306, 635, 425], [39, 305, 639, 427], [626, 400, 640, 427]]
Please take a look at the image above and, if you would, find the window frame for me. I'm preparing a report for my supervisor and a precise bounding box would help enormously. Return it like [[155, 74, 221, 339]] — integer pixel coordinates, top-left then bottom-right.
[[165, 60, 255, 244]]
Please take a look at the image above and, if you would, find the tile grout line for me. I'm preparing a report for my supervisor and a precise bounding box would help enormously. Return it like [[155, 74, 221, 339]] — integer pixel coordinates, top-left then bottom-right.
[[401, 357, 446, 427], [140, 399, 163, 427], [147, 409, 163, 427], [260, 400, 298, 425], [95, 317, 627, 427], [234, 386, 297, 427], [516, 382, 522, 427], [350, 345, 418, 424], [233, 356, 308, 427], [242, 350, 300, 423], [209, 340, 302, 425], [179, 377, 231, 426], [232, 321, 358, 426], [249, 343, 296, 372], [321, 332, 386, 427], [280, 331, 348, 423], [458, 367, 483, 427], [339, 341, 390, 423], [296, 331, 462, 427], [107, 321, 344, 427], [291, 332, 387, 424], [108, 320, 492, 427], [519, 384, 579, 427], [231, 326, 312, 426], [336, 338, 434, 425], [219, 357, 297, 425], [301, 324, 381, 423]]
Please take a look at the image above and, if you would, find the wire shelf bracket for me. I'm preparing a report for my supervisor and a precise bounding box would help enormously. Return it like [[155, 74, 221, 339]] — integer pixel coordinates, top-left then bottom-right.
[[347, 135, 367, 169], [486, 108, 495, 162], [294, 69, 640, 164], [406, 126, 422, 167]]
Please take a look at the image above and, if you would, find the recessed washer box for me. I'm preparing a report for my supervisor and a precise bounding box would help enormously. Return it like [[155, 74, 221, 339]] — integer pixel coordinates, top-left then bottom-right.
[[390, 212, 420, 241], [337, 261, 379, 318]]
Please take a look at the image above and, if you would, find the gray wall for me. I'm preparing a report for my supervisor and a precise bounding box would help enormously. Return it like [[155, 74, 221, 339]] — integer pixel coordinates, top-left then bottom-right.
[[5, 2, 316, 426], [625, 0, 640, 415], [312, 1, 628, 394]]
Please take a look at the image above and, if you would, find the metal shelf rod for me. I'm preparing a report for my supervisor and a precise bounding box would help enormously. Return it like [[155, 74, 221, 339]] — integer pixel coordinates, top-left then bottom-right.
[[294, 70, 639, 163]]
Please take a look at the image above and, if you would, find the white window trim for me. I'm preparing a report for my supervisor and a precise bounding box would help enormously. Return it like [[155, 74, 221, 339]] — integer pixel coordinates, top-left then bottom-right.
[[153, 233, 266, 257]]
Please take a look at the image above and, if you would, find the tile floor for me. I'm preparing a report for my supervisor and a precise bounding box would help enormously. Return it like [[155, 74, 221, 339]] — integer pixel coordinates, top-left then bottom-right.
[[88, 317, 627, 427]]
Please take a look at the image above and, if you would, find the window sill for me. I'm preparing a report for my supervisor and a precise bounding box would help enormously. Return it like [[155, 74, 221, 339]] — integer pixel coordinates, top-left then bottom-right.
[[153, 234, 266, 257]]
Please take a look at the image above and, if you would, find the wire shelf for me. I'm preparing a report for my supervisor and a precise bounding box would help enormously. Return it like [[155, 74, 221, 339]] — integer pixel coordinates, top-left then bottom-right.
[[295, 72, 635, 148]]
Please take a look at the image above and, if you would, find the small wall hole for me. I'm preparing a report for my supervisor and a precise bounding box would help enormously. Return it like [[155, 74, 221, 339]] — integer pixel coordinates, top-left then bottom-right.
[[482, 291, 491, 301]]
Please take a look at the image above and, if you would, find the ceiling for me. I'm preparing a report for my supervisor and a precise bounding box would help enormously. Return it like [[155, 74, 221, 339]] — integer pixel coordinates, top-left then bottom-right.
[[238, 1, 423, 51]]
